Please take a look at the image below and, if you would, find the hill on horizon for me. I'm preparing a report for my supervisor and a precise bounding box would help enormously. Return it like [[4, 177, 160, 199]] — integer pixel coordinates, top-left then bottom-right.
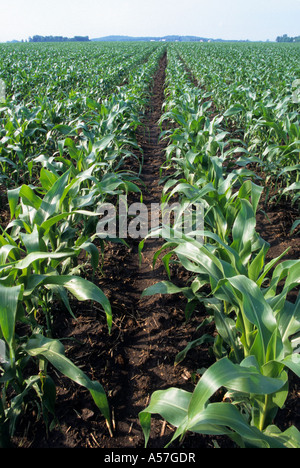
[[91, 35, 228, 42]]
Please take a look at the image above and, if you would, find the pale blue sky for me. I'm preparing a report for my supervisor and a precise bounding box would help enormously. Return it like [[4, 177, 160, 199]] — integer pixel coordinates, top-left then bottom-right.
[[0, 0, 299, 42]]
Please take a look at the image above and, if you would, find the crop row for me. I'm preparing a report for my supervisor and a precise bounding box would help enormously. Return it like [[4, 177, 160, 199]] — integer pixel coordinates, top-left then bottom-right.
[[139, 46, 300, 448], [0, 43, 165, 447]]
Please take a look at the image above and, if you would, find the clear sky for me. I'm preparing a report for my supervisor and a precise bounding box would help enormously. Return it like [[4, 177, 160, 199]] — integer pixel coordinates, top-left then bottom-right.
[[0, 0, 299, 42]]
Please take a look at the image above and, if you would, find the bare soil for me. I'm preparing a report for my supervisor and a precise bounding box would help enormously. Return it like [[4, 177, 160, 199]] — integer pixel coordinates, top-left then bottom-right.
[[8, 52, 300, 449]]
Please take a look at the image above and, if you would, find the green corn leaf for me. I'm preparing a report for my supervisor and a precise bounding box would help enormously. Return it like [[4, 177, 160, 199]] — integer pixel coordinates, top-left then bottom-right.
[[39, 167, 58, 191], [186, 402, 289, 448], [225, 275, 277, 363], [20, 225, 44, 253], [25, 334, 111, 426], [33, 170, 70, 226], [175, 334, 214, 365], [79, 241, 100, 271], [290, 219, 300, 234], [19, 185, 43, 210], [139, 388, 192, 447], [264, 425, 300, 449], [6, 375, 41, 439], [141, 281, 185, 297], [24, 274, 112, 332], [277, 299, 300, 354], [237, 180, 263, 215], [224, 104, 245, 116], [7, 185, 42, 219], [0, 284, 23, 348], [0, 244, 20, 264], [94, 134, 115, 152], [248, 243, 269, 282], [281, 353, 300, 378], [52, 124, 76, 136], [231, 199, 257, 261], [140, 357, 286, 448], [16, 251, 77, 270], [188, 357, 283, 420]]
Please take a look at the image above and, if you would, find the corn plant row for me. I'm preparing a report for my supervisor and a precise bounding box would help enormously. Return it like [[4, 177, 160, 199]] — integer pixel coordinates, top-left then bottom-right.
[[139, 47, 300, 448], [0, 44, 166, 447], [176, 42, 300, 229]]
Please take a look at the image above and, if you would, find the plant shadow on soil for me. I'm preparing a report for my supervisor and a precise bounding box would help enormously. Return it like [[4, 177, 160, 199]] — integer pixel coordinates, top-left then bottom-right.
[[8, 52, 300, 449]]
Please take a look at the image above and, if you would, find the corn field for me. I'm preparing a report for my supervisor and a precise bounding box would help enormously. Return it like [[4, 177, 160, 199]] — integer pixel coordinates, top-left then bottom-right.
[[0, 41, 299, 449]]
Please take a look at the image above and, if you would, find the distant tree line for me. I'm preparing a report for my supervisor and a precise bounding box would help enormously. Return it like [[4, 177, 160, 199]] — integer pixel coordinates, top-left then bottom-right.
[[28, 35, 90, 43], [276, 34, 300, 42]]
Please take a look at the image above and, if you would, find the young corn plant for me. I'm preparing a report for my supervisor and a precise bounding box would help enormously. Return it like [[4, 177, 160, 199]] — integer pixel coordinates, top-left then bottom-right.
[[0, 195, 114, 445], [139, 354, 300, 448], [0, 168, 114, 448], [0, 295, 112, 448], [140, 223, 300, 447]]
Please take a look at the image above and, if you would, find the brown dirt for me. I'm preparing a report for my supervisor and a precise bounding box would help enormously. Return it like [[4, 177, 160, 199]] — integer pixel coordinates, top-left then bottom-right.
[[256, 197, 300, 261], [0, 184, 10, 230], [9, 52, 300, 449]]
